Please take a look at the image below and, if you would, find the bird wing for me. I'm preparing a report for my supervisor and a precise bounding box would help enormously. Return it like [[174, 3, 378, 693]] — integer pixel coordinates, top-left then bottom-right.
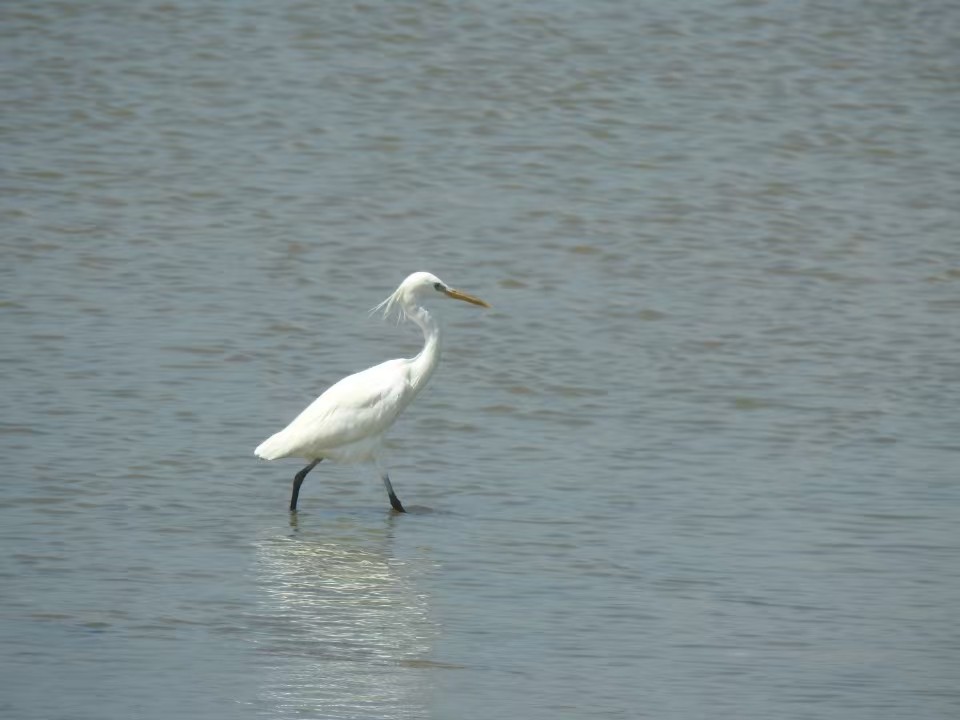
[[260, 358, 415, 458]]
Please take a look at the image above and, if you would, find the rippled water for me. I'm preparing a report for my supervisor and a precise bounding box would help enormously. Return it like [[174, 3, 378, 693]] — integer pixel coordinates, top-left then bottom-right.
[[3, 1, 959, 718]]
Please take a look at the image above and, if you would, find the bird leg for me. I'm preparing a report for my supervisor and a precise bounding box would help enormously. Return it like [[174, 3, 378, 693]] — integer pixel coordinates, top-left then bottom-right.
[[381, 473, 406, 513], [290, 458, 321, 511]]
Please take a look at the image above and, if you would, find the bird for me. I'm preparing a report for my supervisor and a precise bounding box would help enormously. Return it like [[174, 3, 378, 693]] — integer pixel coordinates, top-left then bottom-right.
[[255, 271, 490, 512]]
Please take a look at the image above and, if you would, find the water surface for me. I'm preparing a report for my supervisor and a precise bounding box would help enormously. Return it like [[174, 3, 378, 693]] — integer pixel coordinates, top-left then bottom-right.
[[2, 1, 959, 718]]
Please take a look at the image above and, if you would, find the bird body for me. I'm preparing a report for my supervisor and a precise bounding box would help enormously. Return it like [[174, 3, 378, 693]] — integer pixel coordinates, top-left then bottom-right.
[[254, 357, 417, 464], [255, 272, 488, 511]]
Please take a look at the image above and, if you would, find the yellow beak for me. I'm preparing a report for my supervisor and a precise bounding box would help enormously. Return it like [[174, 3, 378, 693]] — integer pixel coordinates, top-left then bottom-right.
[[444, 288, 490, 308]]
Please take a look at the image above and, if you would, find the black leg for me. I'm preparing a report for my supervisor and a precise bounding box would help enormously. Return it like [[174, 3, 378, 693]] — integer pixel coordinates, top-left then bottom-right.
[[290, 458, 321, 511], [381, 473, 406, 513]]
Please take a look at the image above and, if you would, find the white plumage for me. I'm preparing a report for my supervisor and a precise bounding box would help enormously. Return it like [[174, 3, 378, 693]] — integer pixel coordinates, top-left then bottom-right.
[[255, 271, 489, 512], [255, 358, 411, 464]]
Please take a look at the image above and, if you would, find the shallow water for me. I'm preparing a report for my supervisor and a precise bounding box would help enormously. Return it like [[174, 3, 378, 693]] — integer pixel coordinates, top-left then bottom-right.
[[2, 1, 960, 718]]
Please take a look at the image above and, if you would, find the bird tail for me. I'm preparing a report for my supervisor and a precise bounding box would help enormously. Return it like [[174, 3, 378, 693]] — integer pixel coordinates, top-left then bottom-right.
[[254, 431, 290, 461]]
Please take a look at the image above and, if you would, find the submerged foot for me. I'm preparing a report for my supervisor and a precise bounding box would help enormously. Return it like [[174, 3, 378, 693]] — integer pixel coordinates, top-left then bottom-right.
[[388, 492, 406, 513], [381, 473, 406, 513]]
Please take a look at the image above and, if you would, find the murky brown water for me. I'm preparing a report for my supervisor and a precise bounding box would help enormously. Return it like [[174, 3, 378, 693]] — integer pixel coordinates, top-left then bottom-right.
[[3, 1, 959, 718]]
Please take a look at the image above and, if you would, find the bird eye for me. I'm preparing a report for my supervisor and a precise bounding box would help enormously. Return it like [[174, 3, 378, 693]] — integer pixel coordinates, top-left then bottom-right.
[[434, 282, 444, 291]]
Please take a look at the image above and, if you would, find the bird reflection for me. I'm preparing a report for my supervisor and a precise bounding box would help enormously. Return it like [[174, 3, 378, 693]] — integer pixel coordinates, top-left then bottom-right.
[[251, 517, 435, 719]]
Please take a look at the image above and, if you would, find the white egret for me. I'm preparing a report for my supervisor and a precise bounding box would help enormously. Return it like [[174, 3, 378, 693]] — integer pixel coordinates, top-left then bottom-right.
[[255, 272, 490, 512]]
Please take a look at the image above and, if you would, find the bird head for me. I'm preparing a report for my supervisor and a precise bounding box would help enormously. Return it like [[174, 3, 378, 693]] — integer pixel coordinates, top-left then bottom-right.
[[372, 272, 489, 321]]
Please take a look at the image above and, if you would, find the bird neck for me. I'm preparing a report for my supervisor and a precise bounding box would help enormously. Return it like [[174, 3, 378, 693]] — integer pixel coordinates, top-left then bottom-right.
[[408, 305, 441, 392]]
